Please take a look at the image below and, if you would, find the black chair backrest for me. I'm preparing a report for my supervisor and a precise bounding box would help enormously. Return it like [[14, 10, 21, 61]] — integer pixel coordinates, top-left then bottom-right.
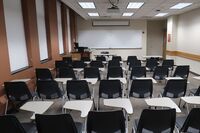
[[127, 56, 137, 65], [112, 56, 122, 61], [66, 80, 91, 100], [58, 67, 76, 79], [180, 108, 200, 132], [173, 65, 190, 79], [81, 56, 90, 61], [96, 56, 106, 61], [162, 59, 174, 69], [107, 66, 123, 79], [162, 79, 187, 98], [108, 60, 120, 68], [4, 82, 32, 102], [129, 60, 141, 70], [129, 79, 153, 98], [0, 115, 26, 133], [146, 58, 158, 71], [84, 67, 100, 80], [99, 80, 122, 98], [35, 114, 78, 133], [130, 66, 146, 79], [36, 68, 53, 81], [153, 66, 169, 80], [72, 61, 86, 68], [55, 60, 70, 69], [194, 86, 200, 96], [90, 60, 104, 68], [87, 110, 125, 133], [36, 80, 62, 99], [136, 109, 176, 133], [62, 57, 72, 64]]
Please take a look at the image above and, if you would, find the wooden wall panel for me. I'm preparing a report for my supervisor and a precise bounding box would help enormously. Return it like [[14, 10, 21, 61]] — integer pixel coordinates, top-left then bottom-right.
[[166, 50, 200, 61], [69, 9, 77, 51], [61, 3, 69, 54], [44, 0, 60, 60]]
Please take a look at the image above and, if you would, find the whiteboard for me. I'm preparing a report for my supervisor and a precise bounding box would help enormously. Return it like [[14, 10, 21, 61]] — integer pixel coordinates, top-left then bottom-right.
[[78, 29, 142, 48]]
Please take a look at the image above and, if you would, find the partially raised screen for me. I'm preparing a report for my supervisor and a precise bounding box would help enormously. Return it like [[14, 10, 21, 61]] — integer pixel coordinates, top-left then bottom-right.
[[78, 29, 142, 49]]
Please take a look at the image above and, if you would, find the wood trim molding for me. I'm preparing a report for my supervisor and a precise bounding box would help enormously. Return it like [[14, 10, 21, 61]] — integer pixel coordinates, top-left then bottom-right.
[[166, 50, 200, 62]]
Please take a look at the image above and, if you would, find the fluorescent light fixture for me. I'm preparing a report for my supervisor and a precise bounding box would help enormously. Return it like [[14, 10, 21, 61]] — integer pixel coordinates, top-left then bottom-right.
[[122, 12, 134, 16], [127, 2, 144, 9], [170, 3, 192, 9], [155, 13, 168, 17], [88, 13, 99, 16], [78, 2, 96, 9]]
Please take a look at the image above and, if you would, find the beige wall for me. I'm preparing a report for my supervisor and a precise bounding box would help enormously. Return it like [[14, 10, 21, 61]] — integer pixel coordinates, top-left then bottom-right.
[[147, 20, 166, 56], [167, 8, 200, 74]]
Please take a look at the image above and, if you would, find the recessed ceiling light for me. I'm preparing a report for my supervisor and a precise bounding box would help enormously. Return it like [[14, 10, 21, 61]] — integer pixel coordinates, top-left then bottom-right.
[[127, 2, 144, 9], [78, 2, 96, 9], [155, 13, 168, 17], [88, 13, 99, 16], [122, 13, 134, 16], [170, 3, 192, 9]]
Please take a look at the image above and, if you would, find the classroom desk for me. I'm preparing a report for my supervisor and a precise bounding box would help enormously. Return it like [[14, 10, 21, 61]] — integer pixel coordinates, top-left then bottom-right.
[[165, 77, 183, 80], [99, 67, 105, 72], [109, 77, 127, 84], [136, 77, 157, 84], [54, 78, 72, 84], [193, 76, 200, 80], [145, 97, 181, 113], [81, 78, 98, 85], [84, 61, 91, 65], [103, 98, 133, 114], [11, 78, 31, 82], [181, 96, 200, 113], [102, 61, 108, 64], [20, 101, 54, 119], [73, 68, 84, 73], [63, 100, 93, 118]]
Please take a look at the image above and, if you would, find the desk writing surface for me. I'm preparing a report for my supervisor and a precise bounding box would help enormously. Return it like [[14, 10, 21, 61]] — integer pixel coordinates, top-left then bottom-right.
[[81, 78, 98, 85], [145, 97, 181, 113], [63, 100, 93, 117], [109, 77, 127, 84], [20, 101, 54, 114], [193, 76, 200, 80], [136, 77, 157, 84], [104, 98, 133, 114], [54, 78, 72, 84], [11, 78, 31, 82], [181, 96, 200, 104], [165, 77, 183, 80], [20, 101, 54, 119]]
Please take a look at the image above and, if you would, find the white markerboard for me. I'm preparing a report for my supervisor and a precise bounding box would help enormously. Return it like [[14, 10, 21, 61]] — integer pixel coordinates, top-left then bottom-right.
[[78, 29, 142, 48]]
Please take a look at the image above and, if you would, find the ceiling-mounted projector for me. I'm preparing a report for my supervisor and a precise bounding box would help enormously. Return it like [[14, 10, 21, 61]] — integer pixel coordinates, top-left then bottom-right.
[[107, 0, 120, 13], [107, 6, 120, 13]]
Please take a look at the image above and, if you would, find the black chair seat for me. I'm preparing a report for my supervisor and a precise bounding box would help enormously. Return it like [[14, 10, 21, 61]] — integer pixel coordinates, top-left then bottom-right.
[[177, 108, 200, 132], [0, 115, 26, 133], [22, 123, 37, 133]]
